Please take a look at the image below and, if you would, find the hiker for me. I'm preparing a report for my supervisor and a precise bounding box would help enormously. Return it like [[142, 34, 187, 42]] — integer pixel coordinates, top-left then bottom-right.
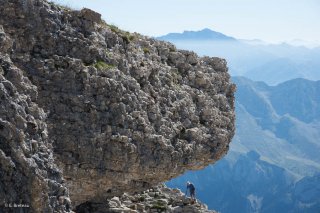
[[186, 181, 196, 201]]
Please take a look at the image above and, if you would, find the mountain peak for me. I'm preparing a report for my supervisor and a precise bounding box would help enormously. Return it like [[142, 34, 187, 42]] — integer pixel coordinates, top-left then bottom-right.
[[158, 28, 236, 41], [198, 28, 215, 33]]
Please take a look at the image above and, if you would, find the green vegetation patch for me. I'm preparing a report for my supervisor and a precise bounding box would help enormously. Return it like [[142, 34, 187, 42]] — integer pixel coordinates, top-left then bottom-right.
[[51, 2, 72, 11], [169, 46, 176, 52], [94, 61, 115, 70], [151, 204, 167, 211], [138, 195, 146, 202], [108, 24, 135, 44], [108, 24, 120, 34], [151, 200, 168, 212], [143, 47, 150, 54]]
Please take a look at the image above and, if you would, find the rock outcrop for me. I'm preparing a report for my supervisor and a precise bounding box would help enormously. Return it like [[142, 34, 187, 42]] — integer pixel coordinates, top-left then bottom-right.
[[77, 184, 216, 213], [0, 0, 235, 212]]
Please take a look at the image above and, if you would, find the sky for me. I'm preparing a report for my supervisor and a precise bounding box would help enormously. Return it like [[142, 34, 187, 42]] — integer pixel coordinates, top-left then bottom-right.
[[51, 0, 320, 45]]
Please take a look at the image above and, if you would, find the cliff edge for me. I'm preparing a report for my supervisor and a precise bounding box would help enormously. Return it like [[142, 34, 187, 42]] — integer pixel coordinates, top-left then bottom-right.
[[0, 0, 235, 212]]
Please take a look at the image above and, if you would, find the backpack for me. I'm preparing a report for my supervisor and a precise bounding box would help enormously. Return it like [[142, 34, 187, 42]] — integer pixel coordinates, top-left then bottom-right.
[[188, 183, 195, 191]]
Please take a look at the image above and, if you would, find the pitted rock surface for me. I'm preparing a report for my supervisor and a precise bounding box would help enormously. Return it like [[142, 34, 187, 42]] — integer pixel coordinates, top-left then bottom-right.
[[0, 0, 235, 211], [0, 26, 68, 212]]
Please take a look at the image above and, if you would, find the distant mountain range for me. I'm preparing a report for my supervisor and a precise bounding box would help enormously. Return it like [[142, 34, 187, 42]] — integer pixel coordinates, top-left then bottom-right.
[[232, 77, 320, 175], [167, 77, 320, 212], [157, 28, 236, 41], [157, 29, 320, 85]]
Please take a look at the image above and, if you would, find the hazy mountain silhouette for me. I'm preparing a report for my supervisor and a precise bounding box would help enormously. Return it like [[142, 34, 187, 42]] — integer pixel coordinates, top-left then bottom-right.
[[157, 28, 236, 41], [158, 29, 320, 85], [232, 77, 320, 170]]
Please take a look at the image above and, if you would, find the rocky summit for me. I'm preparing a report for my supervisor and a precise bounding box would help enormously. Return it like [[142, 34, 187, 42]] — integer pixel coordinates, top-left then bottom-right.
[[0, 0, 235, 212]]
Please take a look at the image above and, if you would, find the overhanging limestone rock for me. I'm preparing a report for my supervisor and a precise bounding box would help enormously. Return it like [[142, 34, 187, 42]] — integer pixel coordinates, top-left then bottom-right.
[[0, 0, 235, 211]]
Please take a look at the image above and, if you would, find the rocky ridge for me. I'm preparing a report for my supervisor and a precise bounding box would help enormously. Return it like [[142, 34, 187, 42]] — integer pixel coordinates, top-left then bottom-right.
[[0, 0, 235, 212]]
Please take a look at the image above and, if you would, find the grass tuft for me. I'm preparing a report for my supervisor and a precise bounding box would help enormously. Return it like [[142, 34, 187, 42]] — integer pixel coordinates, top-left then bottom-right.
[[143, 47, 150, 54], [108, 24, 135, 44], [49, 1, 72, 11], [109, 24, 120, 34], [94, 61, 115, 70]]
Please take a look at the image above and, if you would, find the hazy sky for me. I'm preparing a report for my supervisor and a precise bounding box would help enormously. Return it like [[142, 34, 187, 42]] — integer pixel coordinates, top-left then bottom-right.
[[51, 0, 320, 44]]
